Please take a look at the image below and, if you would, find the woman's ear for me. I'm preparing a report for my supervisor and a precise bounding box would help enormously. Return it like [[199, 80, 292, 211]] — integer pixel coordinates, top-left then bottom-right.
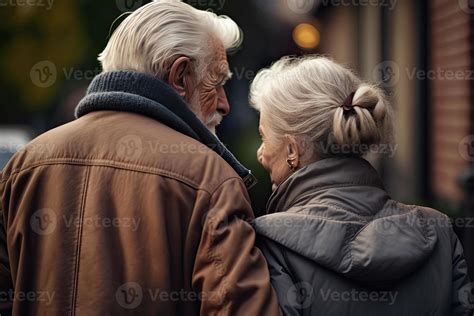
[[168, 56, 196, 101], [285, 134, 300, 168]]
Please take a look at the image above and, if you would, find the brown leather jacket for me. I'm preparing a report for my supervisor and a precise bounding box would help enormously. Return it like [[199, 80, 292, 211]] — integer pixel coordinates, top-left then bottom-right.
[[0, 71, 281, 315]]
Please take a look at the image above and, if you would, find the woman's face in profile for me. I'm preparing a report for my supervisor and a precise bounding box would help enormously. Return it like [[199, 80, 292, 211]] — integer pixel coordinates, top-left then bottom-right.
[[257, 118, 292, 191]]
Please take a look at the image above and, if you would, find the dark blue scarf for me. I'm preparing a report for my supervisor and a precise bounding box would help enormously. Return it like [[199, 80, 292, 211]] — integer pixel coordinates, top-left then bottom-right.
[[75, 70, 257, 190]]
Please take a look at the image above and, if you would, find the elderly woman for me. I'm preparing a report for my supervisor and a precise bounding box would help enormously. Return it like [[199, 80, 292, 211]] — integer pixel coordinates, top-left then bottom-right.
[[250, 56, 472, 315]]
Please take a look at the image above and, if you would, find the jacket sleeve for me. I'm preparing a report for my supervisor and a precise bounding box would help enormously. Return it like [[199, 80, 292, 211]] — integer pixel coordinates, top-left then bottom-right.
[[0, 181, 13, 315], [192, 178, 281, 316], [257, 237, 303, 316], [450, 229, 473, 316]]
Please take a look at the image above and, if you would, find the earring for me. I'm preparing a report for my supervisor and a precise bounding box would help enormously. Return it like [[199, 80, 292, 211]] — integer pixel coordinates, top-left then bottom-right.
[[286, 158, 297, 172]]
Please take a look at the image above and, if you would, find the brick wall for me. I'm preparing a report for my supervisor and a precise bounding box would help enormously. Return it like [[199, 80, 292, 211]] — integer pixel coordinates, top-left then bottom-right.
[[430, 0, 473, 202]]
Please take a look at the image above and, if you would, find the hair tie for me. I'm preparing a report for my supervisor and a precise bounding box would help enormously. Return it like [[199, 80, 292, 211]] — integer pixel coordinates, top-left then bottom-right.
[[341, 92, 356, 112]]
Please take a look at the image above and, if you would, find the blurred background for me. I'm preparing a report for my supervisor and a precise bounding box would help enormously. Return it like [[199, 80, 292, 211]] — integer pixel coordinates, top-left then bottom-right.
[[1, 0, 473, 276]]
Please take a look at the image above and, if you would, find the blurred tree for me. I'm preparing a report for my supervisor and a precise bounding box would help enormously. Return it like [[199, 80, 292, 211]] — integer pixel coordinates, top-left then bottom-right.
[[0, 1, 88, 115]]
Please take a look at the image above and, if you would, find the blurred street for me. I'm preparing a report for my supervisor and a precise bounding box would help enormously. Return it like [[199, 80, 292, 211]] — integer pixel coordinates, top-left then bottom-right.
[[1, 0, 474, 279]]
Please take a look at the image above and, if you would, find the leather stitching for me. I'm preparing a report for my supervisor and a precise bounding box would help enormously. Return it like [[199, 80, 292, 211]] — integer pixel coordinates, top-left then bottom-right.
[[70, 166, 91, 316]]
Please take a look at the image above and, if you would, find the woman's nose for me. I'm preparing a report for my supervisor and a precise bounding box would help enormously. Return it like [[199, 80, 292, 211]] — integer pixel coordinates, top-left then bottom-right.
[[257, 145, 263, 165]]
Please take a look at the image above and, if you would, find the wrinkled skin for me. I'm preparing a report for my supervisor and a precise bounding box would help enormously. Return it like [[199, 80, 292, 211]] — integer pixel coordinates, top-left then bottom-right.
[[168, 38, 232, 134]]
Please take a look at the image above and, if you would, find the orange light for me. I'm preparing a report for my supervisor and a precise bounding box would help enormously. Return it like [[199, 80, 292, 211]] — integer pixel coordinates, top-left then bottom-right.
[[293, 23, 320, 50]]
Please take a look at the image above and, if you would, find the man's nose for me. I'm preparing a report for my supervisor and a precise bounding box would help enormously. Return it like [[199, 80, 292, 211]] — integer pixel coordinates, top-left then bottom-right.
[[216, 86, 230, 116]]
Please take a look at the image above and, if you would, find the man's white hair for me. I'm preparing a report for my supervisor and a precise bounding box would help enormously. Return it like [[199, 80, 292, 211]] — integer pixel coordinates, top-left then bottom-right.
[[99, 0, 242, 80]]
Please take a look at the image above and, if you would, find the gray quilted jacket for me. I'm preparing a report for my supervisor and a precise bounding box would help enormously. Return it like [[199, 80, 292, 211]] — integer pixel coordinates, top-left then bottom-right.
[[254, 157, 473, 316]]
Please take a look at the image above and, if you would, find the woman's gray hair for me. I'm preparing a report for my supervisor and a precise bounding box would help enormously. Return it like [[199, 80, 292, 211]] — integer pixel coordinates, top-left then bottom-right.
[[99, 0, 242, 80], [250, 56, 393, 158]]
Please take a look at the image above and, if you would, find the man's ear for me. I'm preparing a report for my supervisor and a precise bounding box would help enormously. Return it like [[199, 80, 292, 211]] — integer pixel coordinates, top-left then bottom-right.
[[168, 56, 195, 101]]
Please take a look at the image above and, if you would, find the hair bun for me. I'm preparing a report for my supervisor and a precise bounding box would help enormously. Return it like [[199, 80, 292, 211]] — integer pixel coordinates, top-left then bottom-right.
[[332, 84, 391, 155]]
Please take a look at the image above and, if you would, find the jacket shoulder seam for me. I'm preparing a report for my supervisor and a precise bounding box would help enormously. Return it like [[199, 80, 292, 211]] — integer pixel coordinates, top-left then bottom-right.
[[208, 177, 245, 196], [1, 158, 224, 194]]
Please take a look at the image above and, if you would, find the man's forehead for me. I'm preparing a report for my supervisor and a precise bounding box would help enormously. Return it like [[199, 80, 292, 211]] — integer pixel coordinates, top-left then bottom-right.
[[210, 38, 232, 79]]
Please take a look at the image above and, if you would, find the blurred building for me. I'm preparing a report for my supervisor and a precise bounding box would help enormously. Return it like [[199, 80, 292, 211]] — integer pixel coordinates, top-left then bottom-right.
[[305, 0, 474, 276]]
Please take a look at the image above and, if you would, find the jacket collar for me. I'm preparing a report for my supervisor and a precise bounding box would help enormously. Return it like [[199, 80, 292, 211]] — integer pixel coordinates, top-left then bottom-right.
[[267, 157, 387, 213], [75, 71, 257, 190]]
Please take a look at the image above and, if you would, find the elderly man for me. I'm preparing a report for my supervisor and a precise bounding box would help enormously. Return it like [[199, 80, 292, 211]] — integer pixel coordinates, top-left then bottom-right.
[[0, 1, 281, 315]]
